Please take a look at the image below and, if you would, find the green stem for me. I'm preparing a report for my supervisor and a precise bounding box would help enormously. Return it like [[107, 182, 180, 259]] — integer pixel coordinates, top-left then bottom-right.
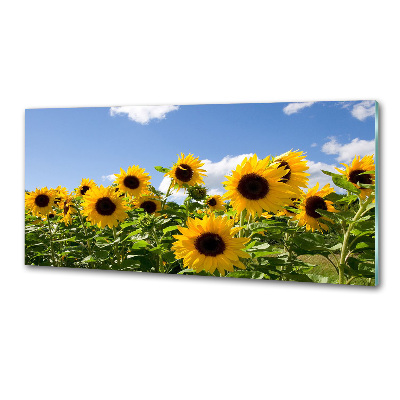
[[246, 214, 252, 237], [346, 276, 357, 285], [112, 226, 121, 266], [77, 208, 96, 268], [152, 226, 164, 273], [338, 196, 373, 284], [161, 181, 174, 211], [238, 211, 245, 238], [47, 218, 56, 267]]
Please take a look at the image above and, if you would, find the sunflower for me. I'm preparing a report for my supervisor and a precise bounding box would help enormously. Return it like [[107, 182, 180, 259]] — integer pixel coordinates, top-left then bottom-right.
[[172, 214, 250, 276], [335, 155, 375, 199], [76, 178, 96, 197], [223, 154, 294, 216], [296, 183, 337, 232], [114, 165, 151, 197], [42, 211, 59, 221], [134, 196, 162, 215], [60, 196, 76, 225], [277, 198, 301, 218], [54, 186, 69, 205], [167, 153, 206, 190], [25, 187, 56, 216], [205, 195, 225, 211], [81, 185, 129, 228], [272, 150, 309, 195]]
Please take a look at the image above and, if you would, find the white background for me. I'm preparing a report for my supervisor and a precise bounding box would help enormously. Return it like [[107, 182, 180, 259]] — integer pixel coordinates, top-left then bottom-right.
[[1, 1, 398, 399]]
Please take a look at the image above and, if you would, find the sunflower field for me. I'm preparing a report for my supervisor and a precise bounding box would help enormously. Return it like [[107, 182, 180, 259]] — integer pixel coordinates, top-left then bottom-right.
[[25, 151, 376, 285]]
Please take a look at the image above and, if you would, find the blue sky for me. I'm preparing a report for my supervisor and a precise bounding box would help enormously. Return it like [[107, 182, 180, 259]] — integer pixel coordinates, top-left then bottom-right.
[[25, 101, 376, 198]]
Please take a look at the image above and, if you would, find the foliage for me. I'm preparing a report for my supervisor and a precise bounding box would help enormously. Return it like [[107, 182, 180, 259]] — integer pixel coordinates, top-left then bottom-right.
[[25, 157, 376, 285]]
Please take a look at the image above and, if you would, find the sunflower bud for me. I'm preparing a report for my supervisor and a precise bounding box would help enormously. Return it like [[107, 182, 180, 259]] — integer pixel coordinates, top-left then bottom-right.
[[188, 185, 207, 201]]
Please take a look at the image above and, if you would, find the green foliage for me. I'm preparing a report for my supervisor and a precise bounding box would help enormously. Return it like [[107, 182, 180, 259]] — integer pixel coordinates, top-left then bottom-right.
[[25, 167, 376, 286]]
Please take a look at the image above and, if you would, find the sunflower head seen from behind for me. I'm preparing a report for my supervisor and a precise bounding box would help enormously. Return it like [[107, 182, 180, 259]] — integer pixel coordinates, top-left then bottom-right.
[[81, 185, 128, 228], [167, 153, 206, 190], [272, 150, 309, 195], [296, 183, 337, 232], [172, 214, 250, 276], [114, 165, 151, 197], [76, 178, 96, 197], [60, 196, 76, 225], [134, 195, 162, 215], [54, 185, 69, 205], [223, 154, 294, 216], [336, 155, 375, 199], [205, 195, 225, 212], [25, 187, 56, 217]]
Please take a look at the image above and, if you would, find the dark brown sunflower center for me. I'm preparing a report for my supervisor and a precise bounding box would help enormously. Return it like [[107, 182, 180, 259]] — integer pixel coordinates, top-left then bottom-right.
[[305, 196, 327, 218], [123, 175, 140, 189], [48, 213, 55, 219], [80, 185, 90, 195], [348, 169, 372, 185], [63, 204, 70, 215], [95, 197, 116, 216], [277, 160, 291, 183], [194, 233, 226, 257], [237, 173, 269, 200], [175, 164, 193, 182], [35, 194, 50, 208], [140, 201, 157, 214], [207, 198, 217, 207]]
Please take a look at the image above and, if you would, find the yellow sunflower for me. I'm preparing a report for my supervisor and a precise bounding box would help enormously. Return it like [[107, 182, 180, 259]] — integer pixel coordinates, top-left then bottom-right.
[[76, 178, 96, 197], [172, 214, 250, 276], [25, 187, 56, 216], [114, 165, 151, 197], [223, 154, 294, 216], [277, 198, 301, 218], [296, 183, 337, 232], [167, 153, 206, 190], [42, 211, 59, 221], [134, 196, 162, 215], [53, 186, 69, 205], [205, 195, 225, 211], [272, 150, 309, 195], [60, 196, 76, 225], [335, 155, 375, 199], [81, 185, 129, 228]]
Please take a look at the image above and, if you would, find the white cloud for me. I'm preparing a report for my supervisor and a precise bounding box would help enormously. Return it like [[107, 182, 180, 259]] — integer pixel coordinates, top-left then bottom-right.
[[311, 143, 318, 148], [307, 160, 344, 193], [202, 153, 254, 190], [321, 137, 375, 163], [109, 105, 179, 124], [283, 102, 315, 115], [158, 153, 253, 203], [101, 174, 116, 182], [158, 177, 187, 202], [350, 100, 375, 121]]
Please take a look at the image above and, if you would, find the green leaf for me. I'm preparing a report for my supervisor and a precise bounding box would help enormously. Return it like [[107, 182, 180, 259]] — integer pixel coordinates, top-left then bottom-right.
[[163, 225, 179, 235], [226, 271, 267, 279], [331, 175, 360, 194], [120, 221, 137, 229], [82, 255, 96, 263], [283, 273, 314, 282], [321, 170, 340, 178], [120, 258, 141, 269], [131, 240, 149, 250], [249, 242, 271, 251], [154, 166, 170, 173]]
